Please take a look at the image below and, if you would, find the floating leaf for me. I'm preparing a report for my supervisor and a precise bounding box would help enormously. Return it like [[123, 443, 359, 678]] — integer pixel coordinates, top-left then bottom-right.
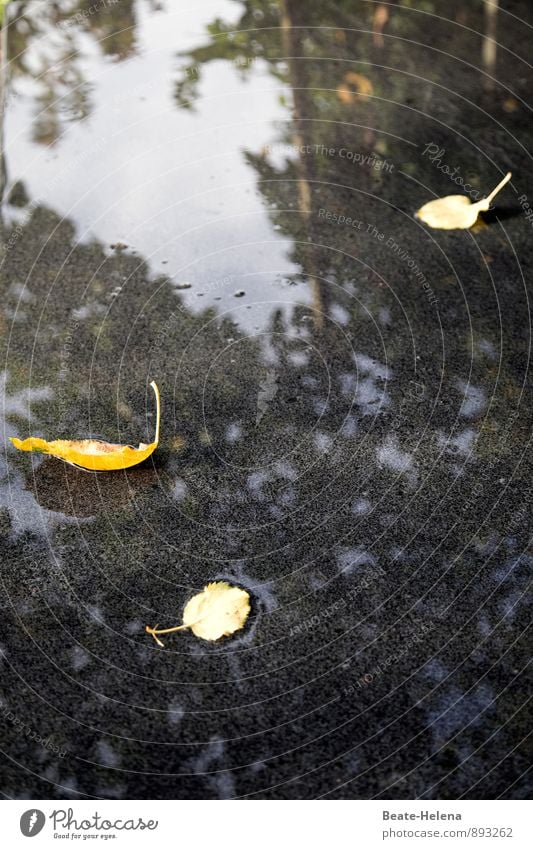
[[415, 172, 512, 230], [146, 581, 251, 645], [10, 381, 160, 471], [170, 434, 186, 453], [337, 71, 373, 104]]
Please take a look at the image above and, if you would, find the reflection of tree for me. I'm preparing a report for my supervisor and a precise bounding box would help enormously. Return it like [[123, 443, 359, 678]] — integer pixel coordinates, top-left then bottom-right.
[[174, 0, 403, 328], [0, 7, 7, 201], [75, 0, 137, 61], [174, 0, 283, 109], [5, 0, 136, 145], [482, 0, 498, 92]]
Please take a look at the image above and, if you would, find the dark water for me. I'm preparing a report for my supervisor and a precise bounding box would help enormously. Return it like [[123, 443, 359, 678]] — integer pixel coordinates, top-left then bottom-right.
[[0, 0, 531, 799]]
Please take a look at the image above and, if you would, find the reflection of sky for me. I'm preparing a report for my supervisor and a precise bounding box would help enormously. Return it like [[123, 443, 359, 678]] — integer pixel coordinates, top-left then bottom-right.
[[336, 546, 376, 578], [426, 683, 494, 748], [377, 434, 417, 485], [455, 379, 486, 419], [1, 372, 82, 535], [5, 1, 307, 331]]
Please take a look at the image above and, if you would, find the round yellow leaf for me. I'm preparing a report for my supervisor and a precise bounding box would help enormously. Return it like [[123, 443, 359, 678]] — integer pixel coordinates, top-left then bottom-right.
[[146, 581, 251, 645], [183, 582, 251, 641]]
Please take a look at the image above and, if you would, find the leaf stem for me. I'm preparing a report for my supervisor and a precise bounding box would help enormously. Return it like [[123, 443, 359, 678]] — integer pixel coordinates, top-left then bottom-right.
[[149, 380, 161, 445], [145, 622, 189, 647], [485, 171, 512, 204]]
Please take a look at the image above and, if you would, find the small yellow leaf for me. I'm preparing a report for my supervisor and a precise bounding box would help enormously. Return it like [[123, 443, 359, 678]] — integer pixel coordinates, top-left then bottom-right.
[[337, 71, 373, 104], [10, 381, 160, 471], [198, 428, 212, 446], [146, 581, 251, 645], [415, 172, 511, 230], [170, 434, 186, 453]]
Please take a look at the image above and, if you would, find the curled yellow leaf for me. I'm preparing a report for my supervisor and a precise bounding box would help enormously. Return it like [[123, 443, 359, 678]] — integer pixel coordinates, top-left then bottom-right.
[[415, 172, 512, 230], [146, 581, 251, 645], [337, 71, 373, 104], [10, 381, 160, 471]]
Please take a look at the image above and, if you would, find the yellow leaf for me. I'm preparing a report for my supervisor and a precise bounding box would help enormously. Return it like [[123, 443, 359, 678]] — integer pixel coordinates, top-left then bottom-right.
[[10, 381, 160, 471], [337, 71, 373, 104], [170, 434, 186, 453], [415, 172, 511, 230], [146, 581, 251, 645]]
